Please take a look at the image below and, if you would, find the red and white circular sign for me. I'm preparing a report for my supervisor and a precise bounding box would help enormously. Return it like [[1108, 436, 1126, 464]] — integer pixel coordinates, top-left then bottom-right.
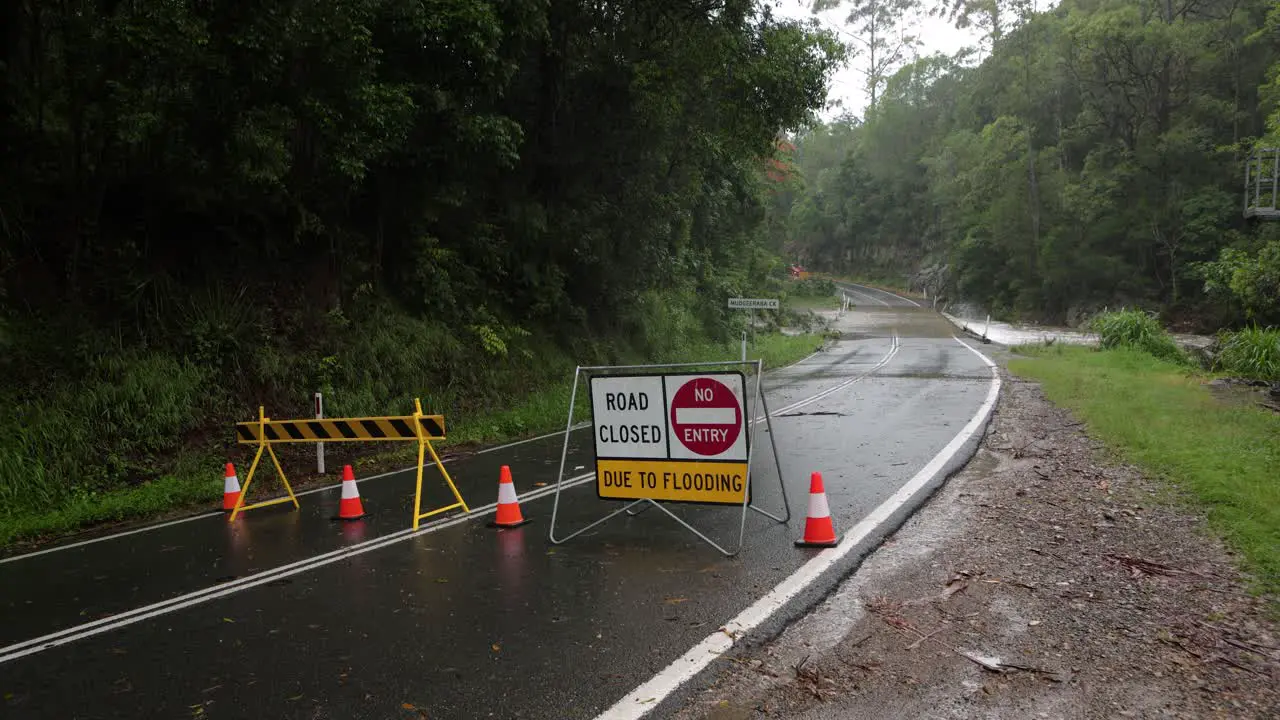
[[669, 377, 743, 456]]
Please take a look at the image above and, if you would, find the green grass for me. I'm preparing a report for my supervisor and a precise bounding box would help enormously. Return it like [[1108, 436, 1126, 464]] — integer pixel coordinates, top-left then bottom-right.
[[1089, 308, 1186, 364], [449, 331, 822, 445], [0, 330, 822, 546], [1215, 325, 1280, 380], [1010, 345, 1280, 598]]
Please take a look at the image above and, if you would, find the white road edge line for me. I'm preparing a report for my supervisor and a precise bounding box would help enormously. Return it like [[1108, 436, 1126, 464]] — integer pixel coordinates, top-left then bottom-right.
[[845, 281, 922, 308], [0, 336, 898, 664], [0, 472, 597, 664], [0, 423, 594, 565], [594, 334, 999, 720], [844, 286, 889, 307]]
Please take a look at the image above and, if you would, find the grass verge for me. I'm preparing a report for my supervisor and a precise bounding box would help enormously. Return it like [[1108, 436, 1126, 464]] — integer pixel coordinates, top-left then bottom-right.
[[0, 331, 823, 548], [1009, 345, 1280, 598]]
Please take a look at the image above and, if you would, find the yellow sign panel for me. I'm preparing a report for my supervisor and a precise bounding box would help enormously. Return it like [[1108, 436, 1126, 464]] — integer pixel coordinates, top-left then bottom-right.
[[596, 459, 749, 505]]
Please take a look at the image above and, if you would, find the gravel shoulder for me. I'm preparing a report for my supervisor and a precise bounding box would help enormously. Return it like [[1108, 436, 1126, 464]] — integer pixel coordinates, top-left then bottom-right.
[[674, 363, 1280, 719]]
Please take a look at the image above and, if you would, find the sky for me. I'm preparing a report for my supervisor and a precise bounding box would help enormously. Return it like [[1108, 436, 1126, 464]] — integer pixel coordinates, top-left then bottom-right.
[[769, 0, 986, 120]]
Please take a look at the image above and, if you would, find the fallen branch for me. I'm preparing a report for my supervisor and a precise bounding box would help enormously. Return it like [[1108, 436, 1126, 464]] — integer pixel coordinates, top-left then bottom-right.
[[869, 608, 1059, 678], [1214, 654, 1266, 676], [1223, 637, 1280, 660], [1104, 553, 1188, 577], [1158, 636, 1202, 659]]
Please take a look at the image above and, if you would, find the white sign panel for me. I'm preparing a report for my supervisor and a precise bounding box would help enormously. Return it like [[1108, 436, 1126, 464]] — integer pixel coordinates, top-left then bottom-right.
[[589, 375, 667, 458], [728, 298, 780, 309]]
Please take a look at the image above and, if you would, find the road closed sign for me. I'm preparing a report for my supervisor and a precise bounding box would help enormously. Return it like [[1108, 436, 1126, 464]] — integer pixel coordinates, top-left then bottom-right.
[[589, 372, 750, 505]]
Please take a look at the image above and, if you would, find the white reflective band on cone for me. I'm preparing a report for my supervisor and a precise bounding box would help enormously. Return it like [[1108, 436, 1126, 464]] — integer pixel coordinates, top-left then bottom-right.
[[497, 482, 519, 504], [341, 480, 360, 500], [806, 492, 830, 519]]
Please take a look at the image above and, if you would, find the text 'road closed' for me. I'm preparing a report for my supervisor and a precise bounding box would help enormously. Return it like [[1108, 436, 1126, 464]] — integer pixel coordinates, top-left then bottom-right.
[[596, 460, 749, 504]]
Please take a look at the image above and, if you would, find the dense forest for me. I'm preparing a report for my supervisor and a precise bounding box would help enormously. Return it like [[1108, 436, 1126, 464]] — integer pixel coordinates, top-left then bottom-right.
[[0, 0, 841, 527], [785, 0, 1280, 328]]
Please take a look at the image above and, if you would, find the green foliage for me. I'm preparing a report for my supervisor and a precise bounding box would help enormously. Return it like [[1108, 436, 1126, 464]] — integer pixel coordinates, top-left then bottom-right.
[[1089, 309, 1186, 363], [0, 0, 844, 543], [1215, 326, 1280, 380], [1010, 346, 1280, 598], [0, 353, 210, 514], [785, 277, 838, 298], [779, 0, 1280, 326], [1200, 231, 1280, 325]]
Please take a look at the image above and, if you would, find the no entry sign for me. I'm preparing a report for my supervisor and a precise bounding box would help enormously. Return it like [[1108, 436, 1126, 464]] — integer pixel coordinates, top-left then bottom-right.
[[590, 372, 749, 505], [668, 376, 745, 459]]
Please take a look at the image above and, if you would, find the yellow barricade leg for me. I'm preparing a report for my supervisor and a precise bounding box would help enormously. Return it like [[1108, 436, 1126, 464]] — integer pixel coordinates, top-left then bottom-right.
[[267, 444, 300, 510], [230, 406, 300, 520], [228, 442, 266, 522], [412, 438, 427, 530], [411, 439, 470, 528], [426, 439, 469, 514]]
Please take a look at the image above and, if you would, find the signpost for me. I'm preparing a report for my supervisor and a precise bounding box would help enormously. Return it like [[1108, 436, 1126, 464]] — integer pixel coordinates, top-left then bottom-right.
[[314, 392, 325, 475], [727, 298, 779, 361], [549, 361, 791, 556], [728, 298, 780, 310]]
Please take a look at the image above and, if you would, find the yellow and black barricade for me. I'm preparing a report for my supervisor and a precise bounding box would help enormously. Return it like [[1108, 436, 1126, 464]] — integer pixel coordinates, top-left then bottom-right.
[[230, 399, 469, 528]]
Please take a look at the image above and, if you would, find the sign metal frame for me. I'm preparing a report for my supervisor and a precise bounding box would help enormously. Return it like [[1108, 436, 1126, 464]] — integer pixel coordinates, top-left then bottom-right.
[[548, 360, 790, 557]]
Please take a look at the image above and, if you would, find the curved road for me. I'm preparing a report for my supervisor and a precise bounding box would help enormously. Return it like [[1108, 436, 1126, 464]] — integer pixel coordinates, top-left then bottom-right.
[[0, 286, 997, 720]]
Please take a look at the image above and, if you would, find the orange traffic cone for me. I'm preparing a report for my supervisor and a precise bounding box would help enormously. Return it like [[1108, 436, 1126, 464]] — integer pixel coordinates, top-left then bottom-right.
[[222, 462, 241, 512], [333, 465, 366, 521], [487, 465, 530, 528], [795, 472, 839, 547]]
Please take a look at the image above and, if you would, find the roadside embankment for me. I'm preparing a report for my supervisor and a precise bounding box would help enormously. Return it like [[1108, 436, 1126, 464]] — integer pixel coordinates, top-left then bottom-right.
[[675, 350, 1279, 719]]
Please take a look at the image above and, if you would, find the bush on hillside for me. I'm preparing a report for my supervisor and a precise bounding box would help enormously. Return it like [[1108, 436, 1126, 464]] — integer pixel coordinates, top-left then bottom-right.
[[786, 277, 837, 297], [1089, 309, 1186, 364]]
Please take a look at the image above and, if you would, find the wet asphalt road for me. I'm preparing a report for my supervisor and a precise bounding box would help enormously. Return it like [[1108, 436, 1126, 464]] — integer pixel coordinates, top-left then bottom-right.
[[0, 290, 995, 719]]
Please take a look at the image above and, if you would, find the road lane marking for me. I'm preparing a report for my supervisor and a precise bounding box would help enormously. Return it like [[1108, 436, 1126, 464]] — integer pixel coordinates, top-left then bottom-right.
[[840, 282, 922, 308], [852, 282, 922, 307], [0, 472, 598, 664], [0, 424, 593, 565], [843, 286, 889, 307], [0, 336, 899, 664], [595, 335, 999, 719], [764, 332, 899, 419]]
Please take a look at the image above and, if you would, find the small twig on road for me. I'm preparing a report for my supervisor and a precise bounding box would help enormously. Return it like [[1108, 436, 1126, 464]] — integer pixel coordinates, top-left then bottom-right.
[[1158, 636, 1202, 659], [1223, 637, 1280, 660], [793, 654, 811, 678], [906, 626, 945, 650], [1214, 654, 1267, 676], [1196, 621, 1280, 650], [1106, 553, 1221, 580], [1028, 547, 1069, 563], [849, 633, 874, 649], [869, 609, 1058, 678]]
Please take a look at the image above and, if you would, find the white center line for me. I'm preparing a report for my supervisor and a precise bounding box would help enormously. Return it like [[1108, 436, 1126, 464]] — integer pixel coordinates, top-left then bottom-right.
[[0, 334, 900, 665]]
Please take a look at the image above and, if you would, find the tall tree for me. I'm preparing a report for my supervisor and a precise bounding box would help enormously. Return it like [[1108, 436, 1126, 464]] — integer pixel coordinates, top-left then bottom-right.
[[815, 0, 922, 109]]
